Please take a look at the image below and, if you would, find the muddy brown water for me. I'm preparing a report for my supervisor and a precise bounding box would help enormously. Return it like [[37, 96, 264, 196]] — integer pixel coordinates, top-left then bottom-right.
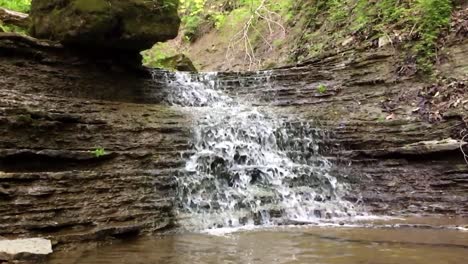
[[48, 217, 468, 264]]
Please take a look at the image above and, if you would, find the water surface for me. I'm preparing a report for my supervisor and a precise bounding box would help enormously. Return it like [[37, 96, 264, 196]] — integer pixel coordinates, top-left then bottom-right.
[[49, 217, 468, 264]]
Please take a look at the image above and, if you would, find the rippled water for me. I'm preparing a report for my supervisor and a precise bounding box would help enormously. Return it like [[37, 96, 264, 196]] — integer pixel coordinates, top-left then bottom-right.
[[48, 217, 468, 264]]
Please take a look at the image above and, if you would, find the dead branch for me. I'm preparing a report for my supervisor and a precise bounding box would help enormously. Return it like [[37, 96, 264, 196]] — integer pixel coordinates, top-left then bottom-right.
[[461, 133, 468, 165], [0, 32, 62, 49], [0, 7, 29, 28], [225, 0, 286, 70]]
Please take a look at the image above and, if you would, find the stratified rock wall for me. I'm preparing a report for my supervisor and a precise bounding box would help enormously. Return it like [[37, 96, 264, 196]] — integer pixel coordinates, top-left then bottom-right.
[[0, 33, 466, 247], [0, 35, 190, 244], [161, 39, 467, 216]]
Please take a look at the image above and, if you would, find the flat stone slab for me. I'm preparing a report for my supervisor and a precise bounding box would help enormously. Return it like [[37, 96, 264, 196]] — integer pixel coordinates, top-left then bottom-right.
[[0, 238, 52, 256]]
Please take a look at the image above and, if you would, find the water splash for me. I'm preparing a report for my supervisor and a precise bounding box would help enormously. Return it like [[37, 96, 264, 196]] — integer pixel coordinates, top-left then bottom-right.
[[159, 71, 355, 230]]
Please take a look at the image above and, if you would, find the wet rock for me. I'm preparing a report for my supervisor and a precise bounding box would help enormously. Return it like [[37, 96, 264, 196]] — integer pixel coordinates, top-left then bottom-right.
[[30, 0, 180, 52], [1, 22, 467, 249]]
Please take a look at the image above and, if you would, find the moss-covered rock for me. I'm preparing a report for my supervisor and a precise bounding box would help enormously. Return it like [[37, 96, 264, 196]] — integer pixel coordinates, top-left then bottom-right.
[[154, 54, 197, 71], [30, 0, 180, 51]]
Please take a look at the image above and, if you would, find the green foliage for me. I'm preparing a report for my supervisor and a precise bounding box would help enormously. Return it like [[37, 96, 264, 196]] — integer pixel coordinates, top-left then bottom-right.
[[211, 11, 226, 29], [179, 0, 207, 40], [178, 0, 294, 40], [142, 42, 179, 69], [182, 15, 204, 39], [92, 147, 106, 158], [316, 84, 327, 94], [327, 0, 348, 23], [377, 116, 386, 122], [0, 22, 28, 34], [411, 0, 452, 73], [351, 0, 371, 31], [321, 0, 453, 73], [0, 0, 31, 13], [0, 0, 31, 34]]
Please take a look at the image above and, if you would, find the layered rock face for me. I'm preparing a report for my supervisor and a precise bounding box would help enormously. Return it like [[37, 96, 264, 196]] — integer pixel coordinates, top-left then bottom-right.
[[30, 0, 180, 52], [0, 19, 467, 249], [0, 35, 190, 245], [161, 39, 467, 216]]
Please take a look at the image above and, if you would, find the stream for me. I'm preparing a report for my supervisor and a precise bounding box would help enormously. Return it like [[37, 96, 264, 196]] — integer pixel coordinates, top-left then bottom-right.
[[48, 217, 468, 264]]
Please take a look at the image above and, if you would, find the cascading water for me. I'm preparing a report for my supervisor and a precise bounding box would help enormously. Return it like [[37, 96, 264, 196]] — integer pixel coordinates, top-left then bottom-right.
[[158, 70, 356, 230]]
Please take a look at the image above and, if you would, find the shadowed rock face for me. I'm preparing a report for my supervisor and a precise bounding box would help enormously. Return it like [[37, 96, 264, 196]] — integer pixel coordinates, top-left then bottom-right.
[[0, 34, 191, 245], [30, 0, 180, 52]]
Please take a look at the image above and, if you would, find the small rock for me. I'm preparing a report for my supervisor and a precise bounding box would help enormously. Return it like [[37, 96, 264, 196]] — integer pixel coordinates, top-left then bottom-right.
[[341, 36, 354, 46], [0, 238, 52, 260], [378, 36, 391, 47]]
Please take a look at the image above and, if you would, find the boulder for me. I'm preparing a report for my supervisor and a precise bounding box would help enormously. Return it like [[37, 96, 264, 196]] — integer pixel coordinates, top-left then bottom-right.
[[29, 0, 180, 52], [152, 54, 198, 72]]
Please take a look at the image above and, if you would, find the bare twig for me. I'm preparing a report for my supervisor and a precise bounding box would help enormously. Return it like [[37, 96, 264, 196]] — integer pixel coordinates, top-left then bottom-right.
[[225, 0, 286, 70], [461, 133, 468, 165]]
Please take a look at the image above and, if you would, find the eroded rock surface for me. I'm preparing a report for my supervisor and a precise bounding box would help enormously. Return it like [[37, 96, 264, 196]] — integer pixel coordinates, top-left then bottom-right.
[[0, 34, 190, 246], [0, 32, 466, 248]]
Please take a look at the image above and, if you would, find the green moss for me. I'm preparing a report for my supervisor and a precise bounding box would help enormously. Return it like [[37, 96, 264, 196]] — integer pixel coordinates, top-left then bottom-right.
[[15, 114, 34, 124], [316, 0, 453, 73], [0, 0, 31, 13], [0, 22, 28, 35], [328, 0, 348, 23], [142, 42, 179, 69], [411, 0, 452, 73]]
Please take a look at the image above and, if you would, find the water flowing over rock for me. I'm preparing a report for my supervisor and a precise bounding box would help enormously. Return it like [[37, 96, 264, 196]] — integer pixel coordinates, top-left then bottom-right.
[[30, 0, 180, 52], [161, 72, 356, 230], [0, 33, 466, 247]]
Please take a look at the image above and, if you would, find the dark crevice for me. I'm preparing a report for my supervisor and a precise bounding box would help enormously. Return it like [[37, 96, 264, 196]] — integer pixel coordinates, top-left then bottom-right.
[[0, 152, 116, 172]]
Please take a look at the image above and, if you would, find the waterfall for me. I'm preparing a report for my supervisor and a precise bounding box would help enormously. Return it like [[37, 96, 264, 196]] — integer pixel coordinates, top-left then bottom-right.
[[157, 71, 356, 230]]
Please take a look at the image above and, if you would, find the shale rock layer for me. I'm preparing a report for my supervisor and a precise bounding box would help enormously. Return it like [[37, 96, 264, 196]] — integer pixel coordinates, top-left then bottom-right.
[[0, 34, 467, 245]]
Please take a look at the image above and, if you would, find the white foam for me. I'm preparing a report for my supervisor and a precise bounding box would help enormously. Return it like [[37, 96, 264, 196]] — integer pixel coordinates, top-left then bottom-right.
[[160, 71, 357, 231]]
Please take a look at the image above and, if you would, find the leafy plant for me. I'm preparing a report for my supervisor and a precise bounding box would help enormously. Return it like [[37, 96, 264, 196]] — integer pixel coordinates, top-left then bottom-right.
[[0, 22, 28, 34], [0, 0, 31, 13], [211, 11, 227, 30], [317, 84, 327, 94], [377, 116, 386, 122], [328, 0, 348, 23], [411, 0, 452, 73], [92, 147, 106, 158]]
